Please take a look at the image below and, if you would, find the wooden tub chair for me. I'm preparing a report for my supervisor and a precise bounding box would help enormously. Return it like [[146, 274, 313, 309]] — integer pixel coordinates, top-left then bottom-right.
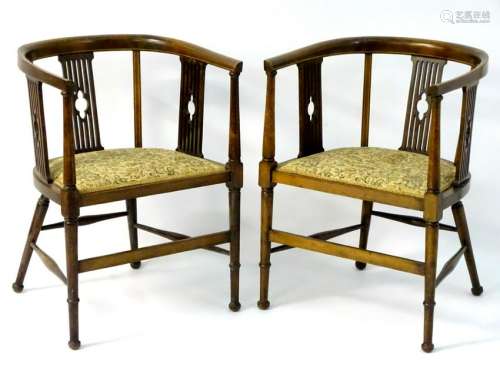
[[13, 34, 243, 349], [257, 36, 488, 352]]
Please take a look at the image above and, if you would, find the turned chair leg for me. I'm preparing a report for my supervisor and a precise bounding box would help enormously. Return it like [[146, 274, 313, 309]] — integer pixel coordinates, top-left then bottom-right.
[[422, 221, 439, 353], [451, 201, 483, 296], [12, 195, 50, 293], [65, 215, 80, 350], [228, 188, 241, 311], [126, 199, 141, 269], [356, 200, 373, 270], [258, 187, 273, 310]]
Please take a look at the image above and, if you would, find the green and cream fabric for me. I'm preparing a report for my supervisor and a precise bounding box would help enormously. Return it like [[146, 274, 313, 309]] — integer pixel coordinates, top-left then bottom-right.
[[49, 148, 225, 193], [277, 147, 456, 198]]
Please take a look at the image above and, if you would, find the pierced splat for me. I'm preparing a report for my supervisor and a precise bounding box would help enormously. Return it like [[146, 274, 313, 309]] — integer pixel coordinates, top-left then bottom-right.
[[177, 57, 207, 157], [400, 56, 447, 154], [454, 85, 477, 185], [298, 58, 323, 157], [59, 52, 102, 153]]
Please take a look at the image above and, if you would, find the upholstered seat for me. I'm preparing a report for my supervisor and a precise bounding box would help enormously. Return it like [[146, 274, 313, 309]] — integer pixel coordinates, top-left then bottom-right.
[[49, 148, 226, 193], [277, 147, 456, 198]]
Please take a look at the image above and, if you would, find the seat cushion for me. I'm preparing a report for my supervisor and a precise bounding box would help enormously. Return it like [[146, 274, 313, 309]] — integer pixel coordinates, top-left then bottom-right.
[[277, 147, 456, 198], [49, 148, 226, 193]]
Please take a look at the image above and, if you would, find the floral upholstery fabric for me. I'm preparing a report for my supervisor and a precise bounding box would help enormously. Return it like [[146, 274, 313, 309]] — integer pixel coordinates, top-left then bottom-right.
[[49, 148, 225, 193], [277, 147, 456, 198]]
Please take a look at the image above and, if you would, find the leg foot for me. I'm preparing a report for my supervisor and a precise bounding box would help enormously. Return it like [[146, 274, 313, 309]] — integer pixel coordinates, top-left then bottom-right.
[[355, 261, 366, 270], [421, 342, 434, 353], [229, 301, 241, 312], [130, 261, 141, 269], [68, 340, 81, 350], [257, 300, 270, 310], [471, 286, 483, 296], [12, 282, 24, 293]]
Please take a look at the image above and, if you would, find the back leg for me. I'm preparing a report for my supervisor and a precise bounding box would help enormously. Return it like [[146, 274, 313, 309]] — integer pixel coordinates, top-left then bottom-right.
[[451, 201, 483, 296], [355, 200, 373, 270], [126, 199, 141, 269], [12, 195, 49, 292]]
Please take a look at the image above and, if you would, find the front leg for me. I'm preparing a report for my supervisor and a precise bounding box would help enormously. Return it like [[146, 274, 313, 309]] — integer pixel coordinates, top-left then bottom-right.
[[258, 187, 274, 310], [228, 188, 241, 311], [65, 215, 80, 350], [422, 222, 438, 353]]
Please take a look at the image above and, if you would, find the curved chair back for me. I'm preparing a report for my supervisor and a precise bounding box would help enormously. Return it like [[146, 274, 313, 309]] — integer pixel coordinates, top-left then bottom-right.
[[262, 36, 488, 187], [18, 34, 242, 184]]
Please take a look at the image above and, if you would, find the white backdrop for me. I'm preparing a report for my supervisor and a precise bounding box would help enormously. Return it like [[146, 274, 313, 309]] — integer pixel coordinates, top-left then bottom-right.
[[1, 0, 499, 374]]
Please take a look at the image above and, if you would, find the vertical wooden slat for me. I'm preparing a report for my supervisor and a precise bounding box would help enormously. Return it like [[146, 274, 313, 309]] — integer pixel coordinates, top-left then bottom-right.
[[415, 61, 434, 149], [62, 91, 76, 188], [427, 95, 442, 193], [71, 59, 85, 150], [27, 78, 51, 182], [177, 57, 206, 157], [454, 84, 477, 184], [297, 58, 323, 157], [361, 53, 372, 147], [77, 59, 91, 150], [262, 71, 276, 162], [228, 72, 241, 164], [86, 56, 101, 148], [401, 56, 446, 154], [64, 59, 80, 150], [58, 52, 102, 153], [401, 58, 418, 146], [81, 57, 96, 149], [133, 50, 142, 147]]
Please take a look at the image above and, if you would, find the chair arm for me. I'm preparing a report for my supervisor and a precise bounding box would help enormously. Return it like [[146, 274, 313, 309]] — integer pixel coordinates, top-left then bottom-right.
[[427, 58, 487, 96], [18, 47, 73, 91]]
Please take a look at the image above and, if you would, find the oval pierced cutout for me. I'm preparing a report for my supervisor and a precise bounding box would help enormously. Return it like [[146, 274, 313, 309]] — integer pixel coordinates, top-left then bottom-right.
[[416, 93, 429, 121], [188, 94, 196, 122], [307, 96, 315, 121], [75, 90, 89, 119]]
